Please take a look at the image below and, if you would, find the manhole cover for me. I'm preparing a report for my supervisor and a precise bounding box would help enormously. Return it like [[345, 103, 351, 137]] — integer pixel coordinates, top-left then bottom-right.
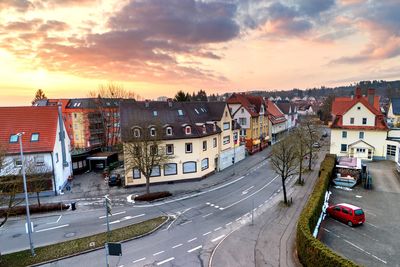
[[12, 233, 22, 238], [64, 232, 76, 238]]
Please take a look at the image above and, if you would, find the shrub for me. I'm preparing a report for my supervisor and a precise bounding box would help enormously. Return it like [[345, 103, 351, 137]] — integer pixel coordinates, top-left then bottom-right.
[[0, 203, 69, 217], [134, 191, 172, 201], [296, 154, 359, 267]]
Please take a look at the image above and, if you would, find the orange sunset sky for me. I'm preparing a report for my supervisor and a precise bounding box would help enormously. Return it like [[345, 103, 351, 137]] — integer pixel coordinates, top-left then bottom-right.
[[0, 0, 399, 106]]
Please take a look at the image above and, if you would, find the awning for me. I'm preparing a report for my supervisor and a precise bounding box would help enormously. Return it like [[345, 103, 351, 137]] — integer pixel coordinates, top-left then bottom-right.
[[253, 139, 261, 145]]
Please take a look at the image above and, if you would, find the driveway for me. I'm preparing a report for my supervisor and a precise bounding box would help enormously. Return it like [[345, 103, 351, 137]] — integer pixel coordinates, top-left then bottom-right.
[[319, 161, 400, 267]]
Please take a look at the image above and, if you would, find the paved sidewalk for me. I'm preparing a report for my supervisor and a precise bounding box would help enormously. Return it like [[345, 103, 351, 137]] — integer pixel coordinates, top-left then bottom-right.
[[209, 149, 327, 267]]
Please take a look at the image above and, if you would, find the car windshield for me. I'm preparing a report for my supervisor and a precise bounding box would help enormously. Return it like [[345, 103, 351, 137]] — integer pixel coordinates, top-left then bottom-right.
[[354, 209, 364, 216]]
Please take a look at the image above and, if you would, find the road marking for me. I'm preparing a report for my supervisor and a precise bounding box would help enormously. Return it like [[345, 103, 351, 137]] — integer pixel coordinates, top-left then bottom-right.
[[366, 222, 379, 228], [210, 204, 215, 207], [235, 217, 241, 222], [104, 214, 145, 225], [157, 257, 175, 266], [36, 224, 69, 233], [181, 220, 192, 226], [46, 215, 62, 225], [153, 251, 165, 256], [371, 254, 387, 264], [99, 211, 126, 219], [344, 239, 387, 264], [214, 227, 222, 231], [172, 243, 183, 249], [258, 204, 263, 208], [188, 237, 197, 243], [219, 207, 224, 210], [244, 212, 250, 217], [214, 205, 219, 209], [226, 222, 232, 226], [202, 213, 213, 218], [211, 235, 226, 243], [203, 231, 212, 236], [364, 210, 377, 217], [355, 195, 362, 198], [187, 245, 202, 253], [242, 186, 254, 195], [206, 202, 210, 205], [132, 257, 146, 263]]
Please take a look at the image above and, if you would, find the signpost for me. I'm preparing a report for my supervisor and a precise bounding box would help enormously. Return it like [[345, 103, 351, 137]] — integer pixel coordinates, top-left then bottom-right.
[[104, 196, 112, 267]]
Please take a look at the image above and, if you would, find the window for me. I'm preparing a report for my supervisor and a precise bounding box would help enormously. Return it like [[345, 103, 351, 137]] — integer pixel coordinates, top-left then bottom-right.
[[134, 147, 140, 156], [183, 161, 196, 173], [150, 165, 161, 177], [150, 127, 156, 137], [35, 156, 45, 166], [56, 153, 59, 163], [334, 206, 340, 211], [223, 135, 230, 145], [75, 134, 79, 141], [185, 126, 191, 135], [15, 158, 22, 167], [9, 134, 18, 143], [133, 128, 140, 137], [239, 117, 246, 126], [31, 133, 39, 142], [356, 148, 366, 153], [357, 106, 361, 110], [350, 117, 354, 124], [202, 125, 206, 134], [342, 131, 347, 138], [213, 137, 217, 148], [225, 111, 228, 117], [201, 158, 209, 170], [166, 127, 172, 136], [150, 145, 158, 155], [359, 132, 364, 139], [241, 108, 244, 113], [342, 208, 350, 215], [164, 163, 177, 176], [223, 122, 230, 130], [341, 144, 347, 152], [178, 109, 184, 116], [387, 145, 396, 156], [362, 118, 367, 125], [233, 132, 238, 143], [194, 108, 199, 114], [240, 129, 246, 136], [185, 143, 192, 153], [133, 168, 141, 179], [153, 111, 158, 117], [203, 140, 207, 151], [166, 144, 174, 155]]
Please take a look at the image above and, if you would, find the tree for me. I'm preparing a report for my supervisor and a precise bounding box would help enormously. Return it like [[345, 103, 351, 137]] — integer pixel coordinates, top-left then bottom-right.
[[270, 135, 298, 204], [174, 90, 191, 102], [192, 90, 208, 101], [31, 89, 47, 105], [25, 160, 52, 207], [319, 95, 334, 123], [300, 116, 321, 171], [292, 127, 308, 184], [124, 123, 173, 194]]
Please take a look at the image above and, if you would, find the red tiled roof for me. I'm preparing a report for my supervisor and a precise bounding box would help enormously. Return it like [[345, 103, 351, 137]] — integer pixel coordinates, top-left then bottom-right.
[[0, 106, 59, 154], [332, 96, 380, 116], [227, 93, 259, 117], [265, 99, 286, 125]]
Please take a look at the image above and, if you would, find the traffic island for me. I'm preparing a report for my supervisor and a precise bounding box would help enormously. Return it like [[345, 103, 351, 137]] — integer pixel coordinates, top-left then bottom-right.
[[0, 216, 169, 267]]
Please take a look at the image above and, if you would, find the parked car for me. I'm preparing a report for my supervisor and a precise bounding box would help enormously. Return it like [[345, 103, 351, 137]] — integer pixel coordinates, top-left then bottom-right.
[[326, 203, 365, 226], [322, 131, 328, 138], [312, 142, 321, 148], [108, 174, 121, 186]]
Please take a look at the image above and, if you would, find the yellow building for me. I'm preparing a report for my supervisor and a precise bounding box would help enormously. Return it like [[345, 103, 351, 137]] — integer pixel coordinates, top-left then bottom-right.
[[120, 100, 244, 186]]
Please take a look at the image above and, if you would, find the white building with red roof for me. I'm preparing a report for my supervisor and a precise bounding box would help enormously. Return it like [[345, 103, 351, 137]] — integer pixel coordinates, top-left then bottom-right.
[[0, 105, 72, 195], [330, 88, 388, 160], [265, 99, 287, 144]]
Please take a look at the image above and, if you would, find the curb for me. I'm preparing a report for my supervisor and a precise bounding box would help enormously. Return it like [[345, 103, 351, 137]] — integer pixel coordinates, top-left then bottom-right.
[[28, 216, 171, 267]]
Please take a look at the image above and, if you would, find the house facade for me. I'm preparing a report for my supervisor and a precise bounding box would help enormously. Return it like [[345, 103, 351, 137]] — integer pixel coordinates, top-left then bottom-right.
[[227, 93, 269, 154], [330, 88, 388, 160], [276, 101, 298, 130], [120, 100, 244, 186], [387, 98, 400, 127], [0, 105, 72, 195], [265, 99, 287, 144]]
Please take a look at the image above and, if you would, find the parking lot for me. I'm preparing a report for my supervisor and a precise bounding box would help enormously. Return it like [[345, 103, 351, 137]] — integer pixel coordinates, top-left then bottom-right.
[[319, 160, 400, 267]]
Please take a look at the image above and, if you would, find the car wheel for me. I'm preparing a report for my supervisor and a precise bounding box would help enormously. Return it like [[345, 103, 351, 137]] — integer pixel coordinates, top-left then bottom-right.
[[347, 221, 353, 227]]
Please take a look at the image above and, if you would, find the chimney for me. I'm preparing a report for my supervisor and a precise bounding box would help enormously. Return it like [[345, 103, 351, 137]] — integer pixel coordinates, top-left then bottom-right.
[[355, 87, 362, 98], [145, 99, 150, 108], [367, 88, 375, 106], [167, 98, 173, 107], [57, 103, 68, 168]]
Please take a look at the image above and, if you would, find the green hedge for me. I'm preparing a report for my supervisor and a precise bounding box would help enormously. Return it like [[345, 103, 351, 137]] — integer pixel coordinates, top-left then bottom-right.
[[0, 216, 168, 267], [296, 154, 358, 267]]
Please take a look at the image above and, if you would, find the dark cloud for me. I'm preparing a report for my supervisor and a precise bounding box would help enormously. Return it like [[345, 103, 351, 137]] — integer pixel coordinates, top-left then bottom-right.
[[0, 0, 34, 12], [38, 20, 69, 32], [297, 0, 336, 17], [2, 19, 43, 31]]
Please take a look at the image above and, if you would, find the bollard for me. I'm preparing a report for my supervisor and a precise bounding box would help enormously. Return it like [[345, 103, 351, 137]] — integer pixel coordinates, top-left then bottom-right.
[[71, 202, 76, 211]]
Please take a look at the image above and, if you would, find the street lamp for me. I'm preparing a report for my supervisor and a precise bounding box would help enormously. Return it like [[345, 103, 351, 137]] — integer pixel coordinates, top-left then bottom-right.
[[17, 132, 35, 256]]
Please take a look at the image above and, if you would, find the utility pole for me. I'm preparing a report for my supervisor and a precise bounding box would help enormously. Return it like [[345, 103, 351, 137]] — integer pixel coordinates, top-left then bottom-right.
[[104, 195, 112, 267]]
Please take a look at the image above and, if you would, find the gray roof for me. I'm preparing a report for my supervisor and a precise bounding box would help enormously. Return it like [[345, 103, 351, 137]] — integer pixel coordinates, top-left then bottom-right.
[[391, 98, 400, 115], [120, 101, 229, 141], [275, 101, 293, 115], [66, 98, 120, 109]]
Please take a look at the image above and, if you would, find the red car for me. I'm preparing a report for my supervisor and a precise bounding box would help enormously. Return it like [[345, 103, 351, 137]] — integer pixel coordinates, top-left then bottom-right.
[[326, 203, 365, 226]]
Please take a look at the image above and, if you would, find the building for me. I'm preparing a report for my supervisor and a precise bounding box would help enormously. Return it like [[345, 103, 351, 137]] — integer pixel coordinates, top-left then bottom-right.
[[0, 105, 72, 195], [387, 98, 400, 127], [120, 100, 245, 186], [276, 101, 298, 130], [330, 88, 388, 160], [265, 99, 287, 144], [227, 93, 269, 154]]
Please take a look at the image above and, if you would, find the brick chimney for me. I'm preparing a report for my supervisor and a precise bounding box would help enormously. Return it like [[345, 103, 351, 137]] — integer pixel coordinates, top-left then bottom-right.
[[367, 88, 375, 106], [355, 87, 362, 98]]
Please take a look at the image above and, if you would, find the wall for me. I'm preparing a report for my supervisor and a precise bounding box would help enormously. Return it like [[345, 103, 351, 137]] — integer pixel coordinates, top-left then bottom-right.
[[342, 103, 375, 127], [219, 145, 245, 170], [0, 153, 53, 177], [71, 111, 87, 148], [217, 105, 235, 152]]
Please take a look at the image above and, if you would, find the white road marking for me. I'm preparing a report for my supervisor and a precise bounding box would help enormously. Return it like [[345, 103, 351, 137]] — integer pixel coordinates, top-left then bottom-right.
[[258, 204, 263, 208], [242, 186, 254, 195], [46, 215, 62, 225], [132, 257, 146, 263], [187, 245, 202, 253], [214, 227, 222, 231], [371, 254, 387, 264], [203, 231, 212, 236], [157, 257, 175, 266], [219, 207, 224, 210], [36, 224, 69, 233], [214, 205, 219, 209], [364, 210, 377, 217], [188, 237, 197, 243], [210, 204, 215, 207], [355, 195, 362, 198], [235, 217, 241, 221], [99, 211, 126, 219], [104, 214, 145, 225], [211, 235, 226, 242], [226, 222, 232, 226], [244, 213, 250, 217], [172, 243, 183, 249], [181, 220, 192, 226], [202, 213, 213, 218], [153, 251, 165, 256], [344, 239, 387, 264], [366, 222, 379, 228], [206, 202, 210, 205]]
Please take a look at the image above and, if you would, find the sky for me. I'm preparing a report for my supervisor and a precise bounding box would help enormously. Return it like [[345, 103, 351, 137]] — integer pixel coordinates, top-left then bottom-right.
[[0, 0, 400, 106]]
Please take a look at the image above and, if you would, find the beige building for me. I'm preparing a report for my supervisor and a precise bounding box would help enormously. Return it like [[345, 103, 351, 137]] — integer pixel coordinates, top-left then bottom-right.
[[120, 100, 244, 186]]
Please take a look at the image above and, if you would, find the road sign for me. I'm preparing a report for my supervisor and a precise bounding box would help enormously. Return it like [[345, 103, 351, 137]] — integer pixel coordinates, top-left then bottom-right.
[[107, 242, 122, 256], [105, 196, 112, 215]]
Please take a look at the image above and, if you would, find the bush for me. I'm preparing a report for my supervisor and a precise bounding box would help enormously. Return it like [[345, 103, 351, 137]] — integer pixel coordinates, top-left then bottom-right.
[[0, 203, 69, 218], [134, 191, 172, 201], [296, 154, 359, 267]]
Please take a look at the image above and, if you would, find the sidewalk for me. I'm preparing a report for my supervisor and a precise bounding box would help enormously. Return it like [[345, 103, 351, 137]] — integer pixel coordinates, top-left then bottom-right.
[[209, 148, 327, 267]]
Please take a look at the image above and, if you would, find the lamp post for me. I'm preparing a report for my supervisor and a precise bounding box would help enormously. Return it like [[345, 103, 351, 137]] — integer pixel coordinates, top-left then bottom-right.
[[17, 132, 35, 256]]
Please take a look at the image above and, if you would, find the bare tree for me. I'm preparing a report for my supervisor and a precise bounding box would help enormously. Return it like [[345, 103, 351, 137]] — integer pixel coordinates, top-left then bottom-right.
[[124, 123, 173, 194], [300, 116, 321, 171], [270, 134, 298, 204], [292, 127, 308, 184], [25, 160, 52, 207]]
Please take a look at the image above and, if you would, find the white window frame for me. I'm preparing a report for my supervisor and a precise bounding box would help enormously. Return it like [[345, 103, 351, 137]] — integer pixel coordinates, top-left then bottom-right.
[[183, 161, 197, 174], [166, 127, 173, 136], [166, 144, 174, 155], [164, 163, 177, 176], [185, 126, 192, 135], [185, 142, 192, 153], [201, 158, 209, 171]]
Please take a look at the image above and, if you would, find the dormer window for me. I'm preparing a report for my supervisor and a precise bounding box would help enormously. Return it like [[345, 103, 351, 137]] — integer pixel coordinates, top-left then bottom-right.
[[202, 125, 206, 134], [31, 133, 39, 142], [153, 111, 158, 117], [133, 128, 141, 138], [150, 127, 156, 137], [166, 127, 173, 136], [213, 123, 217, 132], [185, 126, 192, 135], [9, 134, 18, 143], [178, 109, 184, 116]]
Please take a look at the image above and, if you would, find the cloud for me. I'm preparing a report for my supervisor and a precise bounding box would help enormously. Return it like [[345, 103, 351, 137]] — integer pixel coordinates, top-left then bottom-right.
[[0, 0, 34, 12], [38, 20, 69, 32], [297, 0, 336, 17], [2, 19, 43, 31]]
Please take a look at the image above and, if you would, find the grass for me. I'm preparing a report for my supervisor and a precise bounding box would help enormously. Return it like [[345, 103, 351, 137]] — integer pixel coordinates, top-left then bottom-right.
[[0, 216, 168, 267]]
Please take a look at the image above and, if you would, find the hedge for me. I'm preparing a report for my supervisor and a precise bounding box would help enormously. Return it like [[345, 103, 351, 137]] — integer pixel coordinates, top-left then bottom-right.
[[296, 154, 359, 267], [0, 203, 69, 217], [134, 191, 172, 201], [0, 216, 168, 267]]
